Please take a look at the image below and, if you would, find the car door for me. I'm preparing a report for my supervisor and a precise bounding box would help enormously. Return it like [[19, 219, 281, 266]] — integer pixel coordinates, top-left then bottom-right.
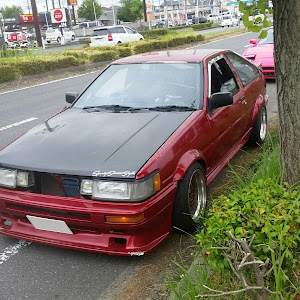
[[63, 28, 71, 40], [203, 54, 247, 174]]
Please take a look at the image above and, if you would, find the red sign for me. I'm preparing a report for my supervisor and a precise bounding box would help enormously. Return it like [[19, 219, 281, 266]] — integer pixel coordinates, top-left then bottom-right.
[[53, 10, 63, 22], [19, 14, 40, 23], [67, 0, 78, 5]]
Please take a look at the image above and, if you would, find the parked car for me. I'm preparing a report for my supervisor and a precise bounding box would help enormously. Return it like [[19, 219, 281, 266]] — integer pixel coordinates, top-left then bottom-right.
[[221, 15, 239, 27], [151, 19, 165, 28], [192, 16, 208, 24], [79, 21, 104, 28], [243, 27, 275, 79], [89, 25, 144, 47], [0, 49, 268, 256], [46, 27, 76, 43]]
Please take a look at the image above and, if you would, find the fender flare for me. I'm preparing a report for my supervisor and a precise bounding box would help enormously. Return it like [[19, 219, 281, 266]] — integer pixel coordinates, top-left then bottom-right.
[[250, 94, 268, 127], [173, 149, 206, 182]]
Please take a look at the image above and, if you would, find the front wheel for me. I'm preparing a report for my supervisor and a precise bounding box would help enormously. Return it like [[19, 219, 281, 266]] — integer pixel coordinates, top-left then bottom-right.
[[248, 105, 267, 146], [57, 37, 61, 43], [71, 35, 75, 41], [173, 162, 207, 233]]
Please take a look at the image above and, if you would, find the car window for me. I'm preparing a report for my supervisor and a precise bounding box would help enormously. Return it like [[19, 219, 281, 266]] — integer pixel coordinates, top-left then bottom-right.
[[73, 63, 203, 110], [46, 28, 55, 33], [92, 29, 108, 36], [225, 52, 259, 86], [258, 28, 273, 45], [109, 27, 118, 34], [209, 57, 239, 96], [125, 27, 135, 34], [116, 27, 126, 33]]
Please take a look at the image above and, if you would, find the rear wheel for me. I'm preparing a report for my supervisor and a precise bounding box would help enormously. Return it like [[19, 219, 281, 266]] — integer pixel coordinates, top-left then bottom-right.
[[57, 37, 61, 43], [248, 105, 267, 146], [173, 162, 207, 233], [71, 35, 75, 41]]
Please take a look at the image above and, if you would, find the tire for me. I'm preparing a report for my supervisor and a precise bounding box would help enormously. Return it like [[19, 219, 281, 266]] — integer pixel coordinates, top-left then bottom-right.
[[173, 162, 207, 233], [57, 37, 61, 43], [71, 35, 75, 41], [248, 105, 267, 146], [117, 41, 122, 44], [47, 41, 51, 43]]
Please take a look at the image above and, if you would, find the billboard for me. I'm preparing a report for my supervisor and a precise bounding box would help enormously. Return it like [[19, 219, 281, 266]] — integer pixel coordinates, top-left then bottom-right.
[[50, 8, 67, 23], [19, 14, 40, 23], [67, 0, 78, 5]]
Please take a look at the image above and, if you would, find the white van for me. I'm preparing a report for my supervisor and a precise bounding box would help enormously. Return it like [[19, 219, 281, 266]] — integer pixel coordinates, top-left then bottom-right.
[[221, 16, 239, 27], [89, 25, 144, 47]]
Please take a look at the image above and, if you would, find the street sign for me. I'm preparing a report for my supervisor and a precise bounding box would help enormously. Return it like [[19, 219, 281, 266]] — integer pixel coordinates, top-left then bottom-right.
[[50, 8, 67, 23]]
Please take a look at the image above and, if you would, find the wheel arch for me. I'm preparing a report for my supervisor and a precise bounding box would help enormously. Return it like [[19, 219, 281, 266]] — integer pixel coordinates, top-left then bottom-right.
[[250, 94, 268, 127], [173, 149, 207, 182]]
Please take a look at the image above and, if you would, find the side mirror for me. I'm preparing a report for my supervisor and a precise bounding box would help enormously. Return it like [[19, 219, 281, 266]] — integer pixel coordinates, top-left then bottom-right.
[[66, 92, 79, 104], [250, 39, 257, 45], [208, 92, 233, 113]]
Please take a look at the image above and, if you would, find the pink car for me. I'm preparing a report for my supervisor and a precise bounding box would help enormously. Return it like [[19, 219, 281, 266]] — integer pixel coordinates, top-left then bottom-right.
[[243, 28, 275, 79]]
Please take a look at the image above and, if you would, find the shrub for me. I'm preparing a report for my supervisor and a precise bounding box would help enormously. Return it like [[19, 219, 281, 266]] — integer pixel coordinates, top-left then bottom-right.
[[117, 46, 133, 57], [63, 50, 89, 60], [196, 179, 300, 272], [191, 22, 213, 31], [138, 28, 168, 39], [150, 40, 168, 49], [132, 41, 154, 54], [0, 65, 18, 83], [87, 50, 119, 62], [196, 34, 205, 41]]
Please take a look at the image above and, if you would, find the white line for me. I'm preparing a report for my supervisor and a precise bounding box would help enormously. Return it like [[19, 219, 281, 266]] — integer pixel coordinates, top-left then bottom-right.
[[0, 240, 32, 265], [185, 32, 253, 50], [0, 70, 99, 96], [0, 117, 38, 131]]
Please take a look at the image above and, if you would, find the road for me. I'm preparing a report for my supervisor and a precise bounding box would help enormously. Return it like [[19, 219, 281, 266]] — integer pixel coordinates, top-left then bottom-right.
[[0, 32, 277, 300]]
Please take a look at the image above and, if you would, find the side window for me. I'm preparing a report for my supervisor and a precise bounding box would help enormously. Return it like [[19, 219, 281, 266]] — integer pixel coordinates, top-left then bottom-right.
[[209, 57, 239, 96], [116, 27, 126, 34], [125, 27, 135, 34], [109, 27, 118, 34], [225, 52, 259, 86]]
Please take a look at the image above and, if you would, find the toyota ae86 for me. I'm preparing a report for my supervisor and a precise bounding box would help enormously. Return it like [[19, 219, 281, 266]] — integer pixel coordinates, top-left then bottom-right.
[[0, 49, 268, 256]]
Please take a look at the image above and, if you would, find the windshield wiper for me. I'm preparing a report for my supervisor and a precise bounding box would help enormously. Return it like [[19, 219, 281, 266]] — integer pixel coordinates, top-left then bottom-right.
[[148, 105, 197, 112], [83, 105, 134, 112]]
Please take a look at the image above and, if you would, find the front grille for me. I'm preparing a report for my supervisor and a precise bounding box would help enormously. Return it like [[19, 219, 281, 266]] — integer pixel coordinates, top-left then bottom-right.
[[262, 67, 275, 71]]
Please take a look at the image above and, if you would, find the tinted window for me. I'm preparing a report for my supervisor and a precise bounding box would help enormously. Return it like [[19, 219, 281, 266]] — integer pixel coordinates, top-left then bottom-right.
[[210, 57, 239, 95], [73, 63, 203, 110], [225, 52, 259, 86], [109, 27, 118, 33], [116, 27, 126, 33], [125, 27, 135, 34], [92, 29, 108, 36]]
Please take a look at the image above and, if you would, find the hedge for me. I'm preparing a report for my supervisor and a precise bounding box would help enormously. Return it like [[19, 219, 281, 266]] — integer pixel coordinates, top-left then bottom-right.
[[87, 50, 119, 62], [138, 28, 168, 39], [191, 22, 213, 31], [0, 65, 18, 83]]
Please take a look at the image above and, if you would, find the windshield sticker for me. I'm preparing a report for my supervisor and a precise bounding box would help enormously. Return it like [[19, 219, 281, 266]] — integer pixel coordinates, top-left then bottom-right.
[[92, 171, 136, 178]]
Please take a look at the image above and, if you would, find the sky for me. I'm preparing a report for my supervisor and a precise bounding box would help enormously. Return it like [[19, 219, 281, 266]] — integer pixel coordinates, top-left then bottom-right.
[[0, 0, 118, 13]]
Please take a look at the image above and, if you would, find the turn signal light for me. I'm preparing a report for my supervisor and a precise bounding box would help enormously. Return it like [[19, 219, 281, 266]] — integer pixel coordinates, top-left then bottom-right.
[[105, 213, 145, 223]]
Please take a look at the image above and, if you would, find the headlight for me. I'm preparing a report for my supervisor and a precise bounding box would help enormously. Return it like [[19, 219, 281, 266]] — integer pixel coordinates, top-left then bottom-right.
[[81, 172, 161, 202], [0, 168, 17, 188], [0, 168, 34, 188]]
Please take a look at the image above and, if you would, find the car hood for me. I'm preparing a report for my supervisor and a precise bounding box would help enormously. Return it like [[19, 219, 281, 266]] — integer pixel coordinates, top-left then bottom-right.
[[0, 108, 193, 178], [243, 44, 274, 65]]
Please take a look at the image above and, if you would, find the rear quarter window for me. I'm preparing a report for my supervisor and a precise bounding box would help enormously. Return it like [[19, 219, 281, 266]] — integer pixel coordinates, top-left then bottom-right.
[[92, 29, 108, 36], [225, 52, 260, 86]]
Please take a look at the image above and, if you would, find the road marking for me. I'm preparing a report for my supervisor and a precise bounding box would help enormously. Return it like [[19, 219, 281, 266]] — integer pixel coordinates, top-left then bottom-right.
[[0, 71, 99, 96], [185, 32, 253, 50], [0, 240, 32, 265], [0, 117, 38, 131], [244, 44, 253, 47]]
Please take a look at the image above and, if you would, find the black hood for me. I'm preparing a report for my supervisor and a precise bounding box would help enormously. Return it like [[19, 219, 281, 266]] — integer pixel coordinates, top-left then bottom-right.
[[0, 108, 192, 178]]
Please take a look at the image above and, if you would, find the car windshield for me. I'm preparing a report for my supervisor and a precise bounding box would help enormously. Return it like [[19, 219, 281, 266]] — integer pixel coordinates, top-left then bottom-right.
[[258, 28, 273, 45], [46, 28, 55, 33], [73, 63, 202, 110]]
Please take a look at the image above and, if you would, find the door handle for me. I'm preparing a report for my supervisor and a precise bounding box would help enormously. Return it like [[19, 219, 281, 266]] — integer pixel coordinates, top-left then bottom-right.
[[240, 96, 246, 102]]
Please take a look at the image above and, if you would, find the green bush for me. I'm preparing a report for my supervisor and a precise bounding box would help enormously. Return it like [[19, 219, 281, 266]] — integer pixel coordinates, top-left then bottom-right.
[[62, 50, 89, 60], [0, 65, 18, 83], [191, 22, 213, 31], [196, 179, 300, 271], [87, 50, 119, 62], [150, 40, 168, 49], [139, 28, 168, 39], [117, 46, 133, 57], [132, 41, 154, 54], [196, 34, 205, 41]]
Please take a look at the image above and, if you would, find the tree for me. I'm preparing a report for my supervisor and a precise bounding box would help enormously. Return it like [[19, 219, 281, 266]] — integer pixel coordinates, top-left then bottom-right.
[[240, 0, 300, 185], [0, 5, 23, 18], [117, 0, 143, 23], [77, 0, 102, 21]]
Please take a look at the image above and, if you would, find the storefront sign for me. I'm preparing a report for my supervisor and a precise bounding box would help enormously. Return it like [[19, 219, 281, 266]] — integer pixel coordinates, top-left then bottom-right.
[[50, 8, 67, 23]]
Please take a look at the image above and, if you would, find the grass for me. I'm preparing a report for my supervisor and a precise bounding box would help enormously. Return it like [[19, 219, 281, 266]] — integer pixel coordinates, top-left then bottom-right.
[[166, 124, 300, 300]]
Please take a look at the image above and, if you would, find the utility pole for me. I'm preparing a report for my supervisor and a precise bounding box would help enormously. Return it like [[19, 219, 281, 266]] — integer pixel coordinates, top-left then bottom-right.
[[45, 0, 49, 12], [0, 13, 7, 55], [27, 0, 32, 13], [52, 0, 55, 9], [30, 0, 42, 47], [143, 0, 147, 21]]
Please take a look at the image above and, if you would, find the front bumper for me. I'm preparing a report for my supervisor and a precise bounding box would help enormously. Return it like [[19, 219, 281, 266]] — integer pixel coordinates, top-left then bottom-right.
[[0, 183, 177, 256]]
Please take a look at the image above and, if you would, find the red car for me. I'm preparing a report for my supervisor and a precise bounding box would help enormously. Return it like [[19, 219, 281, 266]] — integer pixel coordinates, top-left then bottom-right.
[[243, 28, 275, 79], [0, 49, 268, 256]]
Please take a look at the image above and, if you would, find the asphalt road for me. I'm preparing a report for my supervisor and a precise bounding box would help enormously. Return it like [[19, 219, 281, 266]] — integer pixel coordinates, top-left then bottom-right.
[[0, 32, 277, 300]]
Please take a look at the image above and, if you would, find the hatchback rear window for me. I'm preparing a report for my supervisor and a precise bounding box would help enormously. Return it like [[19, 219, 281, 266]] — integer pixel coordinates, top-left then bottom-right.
[[92, 29, 108, 36]]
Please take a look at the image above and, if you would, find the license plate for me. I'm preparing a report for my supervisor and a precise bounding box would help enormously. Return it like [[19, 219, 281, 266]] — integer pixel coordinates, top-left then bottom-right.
[[26, 215, 73, 234]]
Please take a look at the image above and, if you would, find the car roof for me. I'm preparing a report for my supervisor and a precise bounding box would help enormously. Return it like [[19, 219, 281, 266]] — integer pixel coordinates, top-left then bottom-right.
[[93, 25, 126, 30], [112, 49, 227, 64]]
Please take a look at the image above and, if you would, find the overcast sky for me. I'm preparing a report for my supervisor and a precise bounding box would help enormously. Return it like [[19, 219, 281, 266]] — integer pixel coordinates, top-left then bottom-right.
[[0, 0, 118, 13]]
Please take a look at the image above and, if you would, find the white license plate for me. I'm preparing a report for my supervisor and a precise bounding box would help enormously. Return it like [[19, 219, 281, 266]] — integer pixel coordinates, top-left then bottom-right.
[[26, 215, 73, 234]]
